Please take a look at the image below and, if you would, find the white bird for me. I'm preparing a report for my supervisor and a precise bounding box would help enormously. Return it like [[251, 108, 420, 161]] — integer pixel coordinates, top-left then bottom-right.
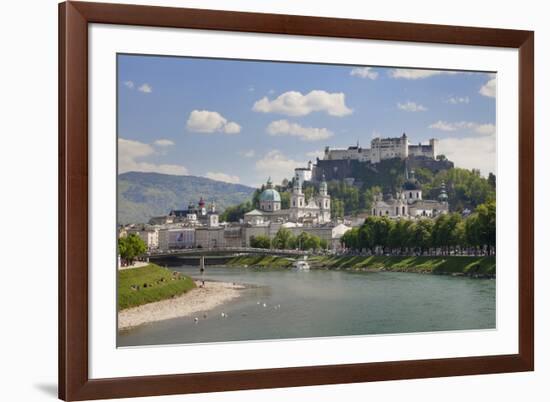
[[262, 303, 267, 307], [194, 317, 199, 323], [256, 301, 261, 305], [221, 312, 227, 318]]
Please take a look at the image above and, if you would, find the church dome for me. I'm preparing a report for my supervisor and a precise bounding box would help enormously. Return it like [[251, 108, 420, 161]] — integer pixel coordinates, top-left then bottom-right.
[[259, 188, 281, 202], [402, 180, 421, 190], [402, 169, 421, 190]]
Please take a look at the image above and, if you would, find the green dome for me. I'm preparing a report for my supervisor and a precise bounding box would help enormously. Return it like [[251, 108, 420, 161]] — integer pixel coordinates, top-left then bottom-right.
[[260, 188, 281, 202]]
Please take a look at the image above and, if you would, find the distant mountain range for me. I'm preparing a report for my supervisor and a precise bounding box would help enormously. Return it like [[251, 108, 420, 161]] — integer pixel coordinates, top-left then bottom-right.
[[118, 172, 256, 225]]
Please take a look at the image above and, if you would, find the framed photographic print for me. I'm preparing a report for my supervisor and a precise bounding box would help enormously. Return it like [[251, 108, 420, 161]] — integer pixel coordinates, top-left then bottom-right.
[[59, 1, 534, 400]]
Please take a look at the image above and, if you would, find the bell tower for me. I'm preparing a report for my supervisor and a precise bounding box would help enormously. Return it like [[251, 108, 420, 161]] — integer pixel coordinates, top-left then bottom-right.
[[318, 174, 331, 222], [290, 174, 306, 209]]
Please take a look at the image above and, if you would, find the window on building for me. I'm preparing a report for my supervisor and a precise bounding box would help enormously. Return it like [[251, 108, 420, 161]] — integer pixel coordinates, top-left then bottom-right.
[[409, 192, 412, 198]]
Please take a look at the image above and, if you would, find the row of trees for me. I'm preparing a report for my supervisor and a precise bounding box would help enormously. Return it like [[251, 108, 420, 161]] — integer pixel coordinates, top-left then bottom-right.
[[250, 229, 328, 251], [340, 201, 496, 255], [118, 234, 147, 266]]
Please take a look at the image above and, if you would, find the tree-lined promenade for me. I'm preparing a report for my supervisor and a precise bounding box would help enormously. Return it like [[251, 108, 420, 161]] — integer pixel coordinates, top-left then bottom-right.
[[250, 230, 328, 251], [341, 201, 495, 256]]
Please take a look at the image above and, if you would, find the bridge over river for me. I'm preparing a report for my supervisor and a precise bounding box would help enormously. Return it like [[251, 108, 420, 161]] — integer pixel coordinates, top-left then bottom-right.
[[146, 247, 310, 267], [147, 247, 310, 258]]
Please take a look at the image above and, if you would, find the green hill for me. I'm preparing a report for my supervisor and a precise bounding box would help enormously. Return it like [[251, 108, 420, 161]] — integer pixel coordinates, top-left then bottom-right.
[[118, 172, 256, 224]]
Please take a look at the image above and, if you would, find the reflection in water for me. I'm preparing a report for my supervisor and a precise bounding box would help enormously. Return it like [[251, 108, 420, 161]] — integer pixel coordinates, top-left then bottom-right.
[[118, 266, 495, 347]]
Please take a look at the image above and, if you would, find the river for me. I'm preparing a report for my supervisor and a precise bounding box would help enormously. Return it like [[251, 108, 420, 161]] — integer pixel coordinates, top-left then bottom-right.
[[118, 265, 496, 347]]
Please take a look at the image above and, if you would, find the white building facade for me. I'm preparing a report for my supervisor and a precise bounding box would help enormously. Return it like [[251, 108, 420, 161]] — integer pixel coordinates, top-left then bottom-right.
[[324, 133, 437, 164]]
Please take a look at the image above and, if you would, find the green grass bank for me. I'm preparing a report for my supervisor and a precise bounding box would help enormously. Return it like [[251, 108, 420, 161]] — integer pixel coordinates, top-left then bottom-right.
[[226, 255, 495, 277], [118, 263, 196, 310]]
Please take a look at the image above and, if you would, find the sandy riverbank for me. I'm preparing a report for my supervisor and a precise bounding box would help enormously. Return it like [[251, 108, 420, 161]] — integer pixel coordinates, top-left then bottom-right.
[[118, 280, 245, 330]]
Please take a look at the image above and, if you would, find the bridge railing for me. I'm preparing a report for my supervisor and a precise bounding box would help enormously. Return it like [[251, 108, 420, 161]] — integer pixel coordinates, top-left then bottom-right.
[[146, 247, 312, 257]]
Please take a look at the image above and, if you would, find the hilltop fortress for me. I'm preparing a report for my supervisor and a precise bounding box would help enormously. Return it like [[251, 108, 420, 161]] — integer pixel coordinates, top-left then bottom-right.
[[324, 133, 437, 163], [298, 133, 454, 183]]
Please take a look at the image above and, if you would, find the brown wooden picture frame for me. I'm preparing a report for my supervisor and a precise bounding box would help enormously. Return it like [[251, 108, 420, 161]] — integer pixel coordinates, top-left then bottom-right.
[[59, 1, 534, 400]]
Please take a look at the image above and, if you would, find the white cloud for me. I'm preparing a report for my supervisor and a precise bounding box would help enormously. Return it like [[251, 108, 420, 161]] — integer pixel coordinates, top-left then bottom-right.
[[479, 78, 496, 98], [186, 110, 241, 134], [429, 121, 456, 131], [350, 67, 378, 80], [138, 83, 152, 93], [397, 101, 428, 112], [447, 96, 470, 104], [266, 120, 333, 142], [223, 121, 242, 134], [118, 138, 188, 175], [206, 172, 240, 184], [429, 120, 495, 135], [124, 80, 134, 89], [239, 149, 256, 158], [252, 90, 352, 117], [255, 150, 303, 183], [474, 123, 496, 135], [389, 69, 459, 80], [438, 133, 496, 176], [306, 150, 324, 159], [153, 139, 174, 147]]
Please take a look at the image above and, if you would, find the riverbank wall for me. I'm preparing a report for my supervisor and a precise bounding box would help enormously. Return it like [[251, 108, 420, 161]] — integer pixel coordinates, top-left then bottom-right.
[[226, 255, 496, 278]]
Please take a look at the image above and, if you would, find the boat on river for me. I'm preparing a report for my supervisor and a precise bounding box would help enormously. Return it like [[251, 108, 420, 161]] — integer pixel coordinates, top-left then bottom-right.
[[292, 257, 310, 271]]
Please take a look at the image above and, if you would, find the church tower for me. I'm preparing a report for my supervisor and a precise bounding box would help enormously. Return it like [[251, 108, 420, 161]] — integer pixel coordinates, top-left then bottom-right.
[[317, 174, 331, 222], [290, 173, 305, 220]]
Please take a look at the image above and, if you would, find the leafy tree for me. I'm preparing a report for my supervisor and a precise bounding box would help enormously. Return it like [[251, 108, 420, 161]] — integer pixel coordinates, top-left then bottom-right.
[[295, 232, 322, 250], [272, 228, 295, 250], [118, 234, 147, 265], [410, 219, 434, 254], [279, 191, 291, 209], [487, 172, 496, 189], [370, 216, 394, 251], [361, 186, 382, 212], [341, 227, 360, 250], [331, 199, 345, 219], [388, 219, 413, 253], [423, 168, 495, 212], [219, 201, 254, 222], [250, 235, 271, 249]]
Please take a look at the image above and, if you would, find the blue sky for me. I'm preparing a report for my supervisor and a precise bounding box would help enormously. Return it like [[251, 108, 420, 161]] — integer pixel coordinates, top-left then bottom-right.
[[118, 54, 496, 187]]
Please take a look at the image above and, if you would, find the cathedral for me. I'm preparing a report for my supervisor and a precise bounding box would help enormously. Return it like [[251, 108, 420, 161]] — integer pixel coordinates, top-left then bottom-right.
[[244, 175, 331, 225], [371, 170, 449, 218]]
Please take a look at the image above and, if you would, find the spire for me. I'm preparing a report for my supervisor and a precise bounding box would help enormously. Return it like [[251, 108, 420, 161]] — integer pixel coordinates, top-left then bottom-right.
[[266, 177, 273, 189]]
